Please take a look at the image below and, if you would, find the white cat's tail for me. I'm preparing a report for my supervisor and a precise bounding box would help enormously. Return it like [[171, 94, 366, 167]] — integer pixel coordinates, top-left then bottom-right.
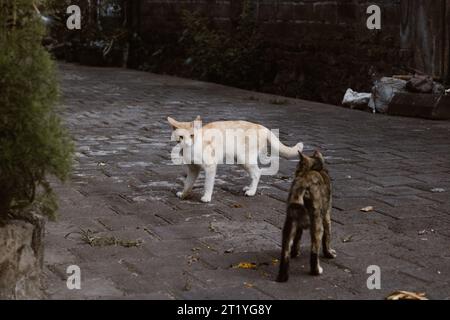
[[266, 129, 304, 160]]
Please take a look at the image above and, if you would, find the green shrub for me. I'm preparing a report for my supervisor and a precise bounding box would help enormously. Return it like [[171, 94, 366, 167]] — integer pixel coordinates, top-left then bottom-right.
[[0, 0, 73, 221]]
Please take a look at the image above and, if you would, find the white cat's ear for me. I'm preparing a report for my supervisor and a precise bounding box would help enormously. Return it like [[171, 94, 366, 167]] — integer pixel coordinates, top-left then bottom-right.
[[168, 117, 190, 129], [167, 117, 177, 128], [192, 117, 202, 130]]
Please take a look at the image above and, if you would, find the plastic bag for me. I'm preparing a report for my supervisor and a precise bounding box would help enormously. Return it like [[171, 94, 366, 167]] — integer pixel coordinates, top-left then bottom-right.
[[342, 89, 371, 110], [369, 77, 407, 113]]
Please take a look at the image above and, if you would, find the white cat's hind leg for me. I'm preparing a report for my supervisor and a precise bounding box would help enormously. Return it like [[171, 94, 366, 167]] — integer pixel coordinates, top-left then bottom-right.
[[201, 165, 217, 203], [243, 164, 261, 197]]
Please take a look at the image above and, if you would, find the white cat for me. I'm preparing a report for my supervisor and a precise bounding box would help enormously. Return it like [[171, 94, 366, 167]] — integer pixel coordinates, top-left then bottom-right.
[[168, 116, 303, 203]]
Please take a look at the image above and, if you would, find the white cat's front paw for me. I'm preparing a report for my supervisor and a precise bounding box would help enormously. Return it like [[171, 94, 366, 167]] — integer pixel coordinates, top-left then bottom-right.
[[318, 266, 323, 275], [244, 189, 257, 197], [243, 186, 250, 192], [201, 195, 212, 203]]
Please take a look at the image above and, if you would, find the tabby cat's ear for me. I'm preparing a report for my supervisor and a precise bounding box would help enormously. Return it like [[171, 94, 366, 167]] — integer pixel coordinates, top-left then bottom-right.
[[313, 150, 325, 163], [311, 150, 325, 171]]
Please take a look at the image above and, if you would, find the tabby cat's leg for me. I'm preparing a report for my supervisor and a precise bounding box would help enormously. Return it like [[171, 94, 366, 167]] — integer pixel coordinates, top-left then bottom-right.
[[291, 228, 303, 258], [177, 164, 200, 199], [310, 210, 324, 276], [277, 210, 298, 283], [201, 164, 217, 203], [322, 206, 337, 259], [242, 164, 261, 197]]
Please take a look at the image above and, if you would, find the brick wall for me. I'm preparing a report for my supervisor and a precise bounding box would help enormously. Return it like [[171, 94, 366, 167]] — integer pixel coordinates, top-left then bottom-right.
[[130, 0, 404, 104]]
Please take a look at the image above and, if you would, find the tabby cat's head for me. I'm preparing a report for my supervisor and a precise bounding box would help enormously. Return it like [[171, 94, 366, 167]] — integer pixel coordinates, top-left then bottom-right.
[[297, 150, 325, 172]]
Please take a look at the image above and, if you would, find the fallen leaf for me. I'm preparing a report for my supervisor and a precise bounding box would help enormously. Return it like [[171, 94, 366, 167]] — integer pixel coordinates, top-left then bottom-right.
[[224, 248, 234, 254], [342, 235, 354, 243], [209, 222, 218, 232], [206, 245, 216, 252], [272, 259, 279, 265], [183, 279, 192, 292], [360, 206, 374, 213], [244, 282, 254, 288], [186, 255, 198, 265], [231, 203, 243, 208], [386, 291, 428, 300], [233, 262, 257, 270]]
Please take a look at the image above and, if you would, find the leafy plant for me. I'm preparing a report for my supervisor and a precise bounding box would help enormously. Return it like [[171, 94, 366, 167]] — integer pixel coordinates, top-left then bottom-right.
[[180, 0, 266, 89], [0, 0, 73, 221]]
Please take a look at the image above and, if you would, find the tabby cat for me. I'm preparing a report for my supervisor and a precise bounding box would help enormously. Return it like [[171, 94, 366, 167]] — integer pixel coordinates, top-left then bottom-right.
[[277, 151, 336, 283]]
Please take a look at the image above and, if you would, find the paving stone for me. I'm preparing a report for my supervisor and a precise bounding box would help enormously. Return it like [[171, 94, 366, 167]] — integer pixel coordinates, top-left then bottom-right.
[[44, 63, 450, 299]]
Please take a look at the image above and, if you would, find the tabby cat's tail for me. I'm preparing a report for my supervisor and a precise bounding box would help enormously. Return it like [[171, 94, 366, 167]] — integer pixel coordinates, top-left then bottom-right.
[[287, 203, 310, 229]]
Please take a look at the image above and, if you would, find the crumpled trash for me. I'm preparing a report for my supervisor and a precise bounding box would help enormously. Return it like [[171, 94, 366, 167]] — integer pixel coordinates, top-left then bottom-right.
[[369, 77, 407, 113], [342, 89, 372, 110], [406, 74, 445, 94], [360, 206, 374, 213], [433, 83, 446, 95]]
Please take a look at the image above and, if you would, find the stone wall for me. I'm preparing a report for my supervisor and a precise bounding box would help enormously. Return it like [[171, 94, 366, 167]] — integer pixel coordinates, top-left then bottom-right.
[[400, 0, 450, 80], [129, 0, 405, 104], [0, 217, 44, 300]]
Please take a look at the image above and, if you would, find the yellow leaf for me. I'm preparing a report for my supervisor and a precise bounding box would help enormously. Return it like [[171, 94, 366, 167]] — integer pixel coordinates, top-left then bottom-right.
[[233, 262, 257, 270], [386, 291, 428, 300]]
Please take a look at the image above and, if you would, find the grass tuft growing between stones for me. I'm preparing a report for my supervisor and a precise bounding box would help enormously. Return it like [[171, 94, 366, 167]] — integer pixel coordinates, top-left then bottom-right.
[[69, 228, 143, 248]]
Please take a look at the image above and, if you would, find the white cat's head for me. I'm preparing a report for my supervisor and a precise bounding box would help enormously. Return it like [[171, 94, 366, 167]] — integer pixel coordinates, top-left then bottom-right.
[[167, 116, 202, 147]]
